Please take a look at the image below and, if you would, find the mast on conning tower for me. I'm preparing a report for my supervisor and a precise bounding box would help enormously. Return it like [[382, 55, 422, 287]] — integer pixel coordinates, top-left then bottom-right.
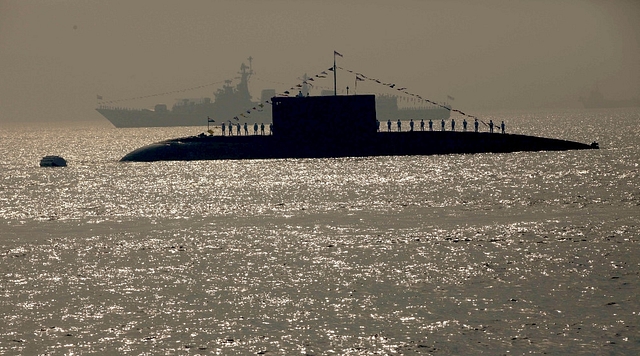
[[298, 73, 311, 96]]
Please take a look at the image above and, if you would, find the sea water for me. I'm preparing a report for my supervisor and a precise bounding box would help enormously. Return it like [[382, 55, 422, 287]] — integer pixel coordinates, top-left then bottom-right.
[[0, 108, 638, 355]]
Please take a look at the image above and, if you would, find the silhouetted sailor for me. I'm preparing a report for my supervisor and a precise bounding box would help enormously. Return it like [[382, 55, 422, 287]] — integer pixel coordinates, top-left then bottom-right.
[[269, 123, 273, 135], [228, 123, 233, 136], [441, 119, 445, 131], [297, 90, 304, 97], [221, 122, 226, 136], [463, 119, 467, 131], [397, 119, 402, 132], [429, 119, 433, 131], [387, 119, 391, 132], [489, 120, 494, 133], [420, 119, 425, 131], [254, 123, 258, 135], [501, 121, 505, 134], [260, 123, 265, 135], [376, 120, 380, 132], [474, 118, 479, 132], [451, 118, 455, 131], [409, 119, 414, 132], [244, 122, 248, 135], [237, 123, 241, 135]]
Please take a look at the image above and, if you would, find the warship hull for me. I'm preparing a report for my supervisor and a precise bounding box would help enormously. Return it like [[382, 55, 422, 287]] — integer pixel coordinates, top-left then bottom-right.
[[96, 106, 270, 128]]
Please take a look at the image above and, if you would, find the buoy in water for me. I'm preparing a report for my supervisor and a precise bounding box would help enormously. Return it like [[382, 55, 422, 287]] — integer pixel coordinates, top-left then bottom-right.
[[40, 155, 67, 167]]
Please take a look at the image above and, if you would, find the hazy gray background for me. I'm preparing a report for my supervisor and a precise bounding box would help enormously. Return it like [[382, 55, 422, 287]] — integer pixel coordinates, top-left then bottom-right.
[[1, 0, 639, 124]]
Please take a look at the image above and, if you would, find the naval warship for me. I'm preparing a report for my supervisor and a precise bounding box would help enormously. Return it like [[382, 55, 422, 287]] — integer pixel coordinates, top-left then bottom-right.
[[96, 58, 451, 128]]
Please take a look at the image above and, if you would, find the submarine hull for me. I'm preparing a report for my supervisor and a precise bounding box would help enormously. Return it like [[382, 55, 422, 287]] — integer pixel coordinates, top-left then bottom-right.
[[121, 131, 596, 162], [121, 95, 597, 162]]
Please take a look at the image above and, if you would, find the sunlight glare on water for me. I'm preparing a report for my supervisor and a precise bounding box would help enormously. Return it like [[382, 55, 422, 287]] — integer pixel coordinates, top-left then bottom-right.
[[1, 109, 639, 354]]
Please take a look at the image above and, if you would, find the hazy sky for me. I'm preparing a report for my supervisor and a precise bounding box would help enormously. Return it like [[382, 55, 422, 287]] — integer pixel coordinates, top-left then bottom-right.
[[1, 0, 639, 124]]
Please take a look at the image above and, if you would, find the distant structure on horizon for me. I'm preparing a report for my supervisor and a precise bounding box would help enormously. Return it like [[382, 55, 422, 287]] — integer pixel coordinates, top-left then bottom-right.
[[580, 87, 640, 109]]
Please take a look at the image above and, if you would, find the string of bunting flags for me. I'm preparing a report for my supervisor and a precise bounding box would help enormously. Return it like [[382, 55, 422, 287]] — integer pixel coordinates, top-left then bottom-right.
[[336, 66, 478, 120], [229, 102, 268, 123], [226, 65, 481, 124]]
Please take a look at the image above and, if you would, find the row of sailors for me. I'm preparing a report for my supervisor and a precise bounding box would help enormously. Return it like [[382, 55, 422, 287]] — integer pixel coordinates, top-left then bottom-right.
[[217, 119, 505, 136], [379, 118, 506, 134], [220, 122, 273, 136]]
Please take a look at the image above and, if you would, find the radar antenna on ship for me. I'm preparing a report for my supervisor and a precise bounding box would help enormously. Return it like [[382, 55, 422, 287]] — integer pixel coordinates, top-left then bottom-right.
[[239, 56, 254, 79]]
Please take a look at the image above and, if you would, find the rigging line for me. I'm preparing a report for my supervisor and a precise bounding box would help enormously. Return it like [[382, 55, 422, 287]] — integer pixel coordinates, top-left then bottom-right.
[[98, 80, 228, 105], [251, 76, 295, 87], [231, 62, 434, 121]]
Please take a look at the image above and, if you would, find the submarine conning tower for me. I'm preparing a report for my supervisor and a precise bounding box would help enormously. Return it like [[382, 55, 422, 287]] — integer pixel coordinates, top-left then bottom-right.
[[271, 95, 377, 156]]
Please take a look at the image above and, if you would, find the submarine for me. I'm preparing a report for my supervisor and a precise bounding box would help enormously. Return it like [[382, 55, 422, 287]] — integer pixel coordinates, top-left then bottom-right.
[[121, 94, 598, 162]]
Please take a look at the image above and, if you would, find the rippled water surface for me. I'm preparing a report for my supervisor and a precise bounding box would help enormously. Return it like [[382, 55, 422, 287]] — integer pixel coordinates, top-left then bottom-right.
[[1, 109, 639, 354]]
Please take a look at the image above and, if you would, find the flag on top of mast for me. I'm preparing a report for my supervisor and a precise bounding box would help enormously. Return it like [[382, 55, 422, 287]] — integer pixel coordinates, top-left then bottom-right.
[[334, 51, 343, 57]]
